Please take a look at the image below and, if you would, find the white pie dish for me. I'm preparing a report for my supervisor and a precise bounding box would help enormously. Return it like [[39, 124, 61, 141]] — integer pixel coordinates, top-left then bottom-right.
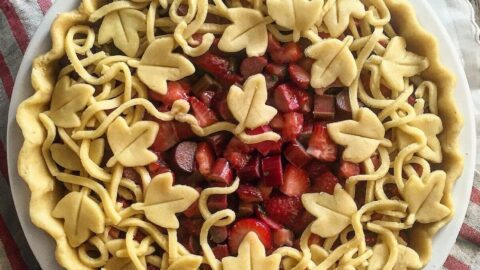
[[5, 0, 476, 269]]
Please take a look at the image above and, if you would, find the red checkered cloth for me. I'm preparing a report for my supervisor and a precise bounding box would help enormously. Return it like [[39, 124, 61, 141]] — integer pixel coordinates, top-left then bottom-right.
[[0, 0, 478, 269]]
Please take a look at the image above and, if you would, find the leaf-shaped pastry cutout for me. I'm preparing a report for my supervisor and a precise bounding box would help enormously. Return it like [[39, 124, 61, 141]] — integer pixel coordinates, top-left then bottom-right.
[[266, 0, 323, 41], [132, 172, 199, 229], [137, 37, 195, 94], [301, 185, 357, 238], [227, 74, 277, 134], [167, 254, 203, 270], [52, 191, 105, 247], [105, 257, 144, 270], [323, 0, 365, 38], [106, 117, 158, 167], [404, 171, 450, 223], [51, 139, 105, 171], [396, 114, 443, 163], [305, 37, 357, 88], [48, 76, 94, 128], [368, 243, 422, 270], [222, 232, 281, 270], [379, 37, 429, 92], [98, 9, 146, 57], [217, 8, 271, 57], [327, 108, 385, 163]]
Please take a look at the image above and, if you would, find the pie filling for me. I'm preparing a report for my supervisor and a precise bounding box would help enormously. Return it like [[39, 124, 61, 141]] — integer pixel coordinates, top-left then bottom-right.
[[18, 0, 461, 269]]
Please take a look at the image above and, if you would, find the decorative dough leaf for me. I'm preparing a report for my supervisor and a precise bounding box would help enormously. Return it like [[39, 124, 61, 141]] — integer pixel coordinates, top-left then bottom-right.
[[227, 74, 277, 134], [396, 114, 443, 163], [222, 232, 281, 270], [137, 37, 195, 94], [302, 185, 357, 238], [266, 0, 323, 41], [50, 139, 104, 171], [368, 243, 422, 270], [327, 108, 385, 163], [218, 8, 270, 57], [132, 172, 199, 229], [52, 191, 105, 247], [167, 255, 203, 270], [379, 37, 429, 92], [106, 117, 158, 167], [98, 8, 146, 57], [305, 37, 357, 88], [404, 171, 450, 223], [48, 76, 94, 128], [323, 0, 365, 38]]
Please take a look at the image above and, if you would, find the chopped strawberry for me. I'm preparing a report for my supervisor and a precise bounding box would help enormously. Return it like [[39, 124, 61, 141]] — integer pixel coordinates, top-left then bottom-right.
[[384, 184, 401, 199], [134, 231, 146, 242], [261, 155, 283, 187], [298, 116, 314, 146], [282, 112, 304, 141], [296, 90, 313, 113], [192, 74, 221, 96], [271, 42, 303, 64], [229, 218, 272, 254], [247, 126, 282, 156], [265, 74, 280, 92], [184, 199, 201, 218], [208, 194, 228, 211], [288, 64, 310, 89], [195, 142, 215, 176], [117, 197, 132, 208], [267, 33, 282, 53], [182, 218, 203, 237], [108, 227, 122, 239], [237, 155, 261, 181], [338, 160, 360, 180], [224, 137, 252, 169], [148, 159, 170, 177], [274, 83, 300, 112], [311, 171, 338, 194], [273, 228, 294, 247], [174, 121, 195, 140], [152, 120, 179, 152], [206, 132, 232, 156], [412, 163, 423, 175], [208, 158, 233, 184], [210, 226, 228, 243], [193, 52, 243, 86], [297, 58, 315, 73], [237, 184, 263, 203], [198, 90, 216, 107], [179, 235, 200, 254], [238, 202, 255, 217], [408, 95, 416, 106], [213, 92, 236, 122], [307, 123, 337, 162], [149, 81, 190, 107], [305, 160, 330, 179], [365, 231, 377, 246], [255, 205, 283, 230], [270, 113, 285, 130], [123, 167, 141, 185], [240, 56, 268, 77], [265, 63, 287, 79], [280, 164, 310, 196], [189, 96, 218, 127], [291, 210, 316, 235], [212, 244, 230, 260], [264, 195, 302, 228], [284, 141, 312, 168]]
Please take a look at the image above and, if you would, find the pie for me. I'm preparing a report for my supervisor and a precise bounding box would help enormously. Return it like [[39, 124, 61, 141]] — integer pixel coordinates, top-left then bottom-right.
[[16, 0, 463, 269]]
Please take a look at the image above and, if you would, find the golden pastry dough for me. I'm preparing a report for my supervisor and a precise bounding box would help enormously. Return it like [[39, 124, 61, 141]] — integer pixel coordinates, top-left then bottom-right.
[[323, 0, 366, 38], [50, 138, 104, 171], [368, 243, 422, 270]]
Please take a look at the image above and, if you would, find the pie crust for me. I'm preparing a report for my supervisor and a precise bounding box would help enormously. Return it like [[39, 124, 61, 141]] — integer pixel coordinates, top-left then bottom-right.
[[16, 0, 463, 269]]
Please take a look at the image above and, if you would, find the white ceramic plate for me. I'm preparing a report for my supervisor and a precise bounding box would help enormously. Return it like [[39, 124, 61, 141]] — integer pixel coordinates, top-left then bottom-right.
[[6, 0, 476, 269]]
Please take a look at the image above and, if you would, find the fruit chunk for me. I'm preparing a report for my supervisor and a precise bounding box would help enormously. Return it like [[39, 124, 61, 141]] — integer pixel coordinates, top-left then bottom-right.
[[271, 42, 303, 64], [264, 195, 302, 227], [213, 92, 235, 122], [307, 123, 337, 162], [148, 159, 171, 177], [208, 194, 228, 211], [338, 160, 361, 179], [238, 202, 255, 217], [236, 184, 263, 203], [192, 74, 220, 96], [240, 56, 268, 77], [224, 137, 252, 169], [237, 155, 261, 181], [208, 158, 233, 184], [265, 63, 287, 79], [261, 155, 283, 187], [189, 96, 218, 127], [210, 226, 228, 244], [282, 112, 304, 141], [270, 113, 284, 130], [255, 205, 283, 230], [228, 218, 272, 254], [280, 164, 310, 197], [149, 81, 190, 107], [206, 132, 231, 156], [151, 120, 179, 152], [284, 141, 312, 168], [314, 94, 335, 120], [274, 83, 300, 112], [212, 244, 230, 260], [291, 210, 316, 235], [311, 171, 339, 194], [172, 141, 198, 173], [288, 64, 310, 89], [193, 51, 243, 86], [305, 160, 330, 179], [195, 142, 215, 176], [273, 228, 294, 247], [247, 126, 282, 156], [336, 88, 352, 119], [296, 90, 313, 113]]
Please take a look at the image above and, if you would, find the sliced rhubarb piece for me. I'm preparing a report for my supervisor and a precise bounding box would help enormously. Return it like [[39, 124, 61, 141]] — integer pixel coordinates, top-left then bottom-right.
[[174, 121, 195, 140], [247, 126, 282, 156], [123, 167, 142, 185], [288, 64, 310, 89], [297, 57, 315, 73], [152, 120, 179, 152], [108, 227, 122, 239], [261, 155, 283, 187], [296, 90, 313, 113], [184, 196, 201, 218], [237, 154, 261, 181], [265, 63, 287, 79], [198, 90, 216, 108], [213, 92, 236, 122], [208, 194, 228, 211], [189, 96, 218, 127], [274, 83, 300, 112], [336, 88, 352, 119], [270, 113, 284, 130], [148, 159, 171, 177], [307, 123, 337, 162], [265, 74, 280, 92], [240, 56, 268, 77], [195, 142, 215, 176], [314, 94, 335, 120], [192, 52, 243, 87], [237, 184, 263, 203], [210, 226, 228, 244], [212, 244, 230, 260], [172, 141, 198, 173], [264, 195, 302, 228], [284, 141, 312, 168], [258, 180, 273, 201], [311, 171, 339, 194], [208, 158, 233, 184], [180, 235, 200, 254], [238, 202, 255, 217], [192, 74, 220, 96], [149, 80, 190, 107], [206, 132, 232, 156], [291, 210, 316, 235], [273, 228, 294, 247], [228, 218, 272, 254], [282, 112, 304, 141], [298, 117, 313, 146], [271, 42, 303, 64], [255, 205, 283, 230], [280, 164, 310, 196], [182, 218, 203, 237], [224, 137, 252, 169], [338, 159, 360, 179]]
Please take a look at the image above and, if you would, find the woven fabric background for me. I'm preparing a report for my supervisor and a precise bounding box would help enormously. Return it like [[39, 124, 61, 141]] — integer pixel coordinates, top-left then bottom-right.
[[0, 0, 478, 269]]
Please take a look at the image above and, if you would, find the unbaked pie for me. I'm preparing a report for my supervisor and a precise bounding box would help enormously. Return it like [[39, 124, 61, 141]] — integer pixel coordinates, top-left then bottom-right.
[[17, 0, 463, 269]]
